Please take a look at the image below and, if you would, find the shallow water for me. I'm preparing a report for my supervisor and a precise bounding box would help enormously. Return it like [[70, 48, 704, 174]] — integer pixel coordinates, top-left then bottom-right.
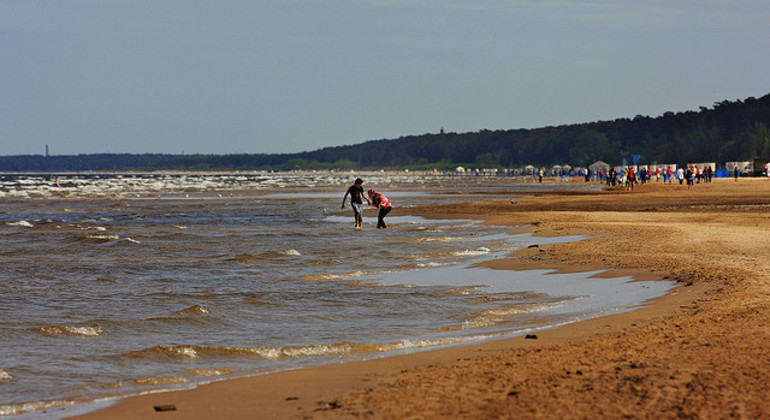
[[0, 174, 673, 417]]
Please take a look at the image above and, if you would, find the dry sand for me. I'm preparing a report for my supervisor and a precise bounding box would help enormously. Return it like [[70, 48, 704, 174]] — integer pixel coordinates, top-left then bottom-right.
[[72, 178, 770, 419]]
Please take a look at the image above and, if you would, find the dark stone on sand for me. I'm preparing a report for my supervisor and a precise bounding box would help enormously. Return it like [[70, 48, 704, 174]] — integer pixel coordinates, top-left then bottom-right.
[[320, 400, 341, 410], [528, 244, 539, 248], [153, 404, 177, 412], [525, 334, 538, 339]]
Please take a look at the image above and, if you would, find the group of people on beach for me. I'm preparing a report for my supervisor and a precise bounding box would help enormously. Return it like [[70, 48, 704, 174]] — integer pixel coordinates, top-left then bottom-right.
[[601, 165, 716, 190], [341, 178, 392, 230]]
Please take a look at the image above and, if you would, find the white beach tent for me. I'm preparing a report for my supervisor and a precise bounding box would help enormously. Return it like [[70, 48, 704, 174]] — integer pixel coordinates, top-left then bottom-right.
[[588, 161, 611, 172]]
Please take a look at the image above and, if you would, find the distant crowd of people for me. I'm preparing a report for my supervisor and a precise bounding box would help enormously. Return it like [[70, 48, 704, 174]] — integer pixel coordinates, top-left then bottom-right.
[[597, 166, 715, 190]]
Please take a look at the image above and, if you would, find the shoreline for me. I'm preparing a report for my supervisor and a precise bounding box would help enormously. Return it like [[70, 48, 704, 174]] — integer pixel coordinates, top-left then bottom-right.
[[67, 282, 703, 420], [70, 178, 770, 418]]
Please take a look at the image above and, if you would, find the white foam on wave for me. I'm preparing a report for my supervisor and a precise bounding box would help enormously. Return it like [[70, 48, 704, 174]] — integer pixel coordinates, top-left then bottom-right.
[[279, 249, 301, 256], [34, 325, 103, 337], [175, 304, 210, 315], [0, 399, 76, 417], [414, 236, 461, 242], [451, 246, 491, 257], [95, 237, 141, 246], [448, 303, 562, 331], [88, 226, 108, 231], [175, 347, 198, 358], [6, 220, 33, 228], [415, 262, 445, 268], [302, 269, 394, 282], [244, 344, 354, 360], [87, 234, 120, 241], [0, 369, 12, 381]]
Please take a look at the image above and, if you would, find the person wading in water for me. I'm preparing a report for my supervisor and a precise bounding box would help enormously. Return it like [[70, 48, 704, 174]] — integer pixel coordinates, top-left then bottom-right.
[[341, 178, 371, 230], [367, 188, 392, 229]]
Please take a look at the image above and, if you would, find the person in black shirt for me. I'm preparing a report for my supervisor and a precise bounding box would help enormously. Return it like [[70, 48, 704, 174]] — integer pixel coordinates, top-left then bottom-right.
[[341, 178, 371, 230]]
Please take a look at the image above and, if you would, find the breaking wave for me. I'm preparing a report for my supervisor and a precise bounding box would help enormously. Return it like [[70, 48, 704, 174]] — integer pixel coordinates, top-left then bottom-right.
[[175, 304, 210, 315], [122, 337, 484, 362], [440, 302, 567, 331], [5, 220, 33, 228], [30, 325, 103, 337], [133, 376, 188, 386], [0, 400, 75, 417]]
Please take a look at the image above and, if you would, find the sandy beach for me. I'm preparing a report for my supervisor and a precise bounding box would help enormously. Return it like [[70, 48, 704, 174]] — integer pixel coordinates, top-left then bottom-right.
[[71, 178, 770, 419]]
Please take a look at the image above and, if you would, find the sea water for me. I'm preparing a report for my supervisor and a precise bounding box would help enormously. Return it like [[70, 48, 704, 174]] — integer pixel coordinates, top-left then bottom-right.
[[0, 174, 674, 417]]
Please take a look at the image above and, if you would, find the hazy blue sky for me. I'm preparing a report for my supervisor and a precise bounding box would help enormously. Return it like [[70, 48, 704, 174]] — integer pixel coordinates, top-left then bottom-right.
[[2, 1, 769, 156]]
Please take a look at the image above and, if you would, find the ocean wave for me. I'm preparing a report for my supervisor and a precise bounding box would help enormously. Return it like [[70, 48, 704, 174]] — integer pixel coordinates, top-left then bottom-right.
[[96, 237, 141, 246], [388, 262, 450, 271], [415, 262, 446, 268], [122, 336, 486, 363], [258, 249, 302, 259], [134, 376, 188, 386], [184, 368, 233, 377], [440, 303, 560, 331], [452, 246, 491, 256], [30, 325, 103, 337], [122, 344, 354, 360], [301, 270, 367, 282], [308, 258, 341, 265], [65, 233, 141, 246], [87, 234, 121, 241], [123, 345, 200, 358], [409, 246, 492, 261], [174, 304, 210, 315], [226, 253, 265, 263], [78, 226, 107, 231], [382, 336, 477, 351], [5, 220, 33, 228], [412, 236, 461, 242], [0, 399, 75, 417]]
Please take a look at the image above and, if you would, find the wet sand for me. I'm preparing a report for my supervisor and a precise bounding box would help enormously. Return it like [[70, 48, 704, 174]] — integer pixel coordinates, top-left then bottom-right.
[[72, 178, 770, 419]]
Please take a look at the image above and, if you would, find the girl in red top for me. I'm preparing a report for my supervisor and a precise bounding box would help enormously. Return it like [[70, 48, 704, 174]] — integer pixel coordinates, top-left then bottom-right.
[[368, 189, 392, 229]]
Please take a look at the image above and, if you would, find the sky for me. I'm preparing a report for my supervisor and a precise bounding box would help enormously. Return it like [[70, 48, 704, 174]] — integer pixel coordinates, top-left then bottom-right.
[[2, 1, 770, 156]]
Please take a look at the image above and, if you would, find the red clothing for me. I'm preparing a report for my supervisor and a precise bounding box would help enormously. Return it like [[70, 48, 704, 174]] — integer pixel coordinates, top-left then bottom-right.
[[373, 193, 391, 209]]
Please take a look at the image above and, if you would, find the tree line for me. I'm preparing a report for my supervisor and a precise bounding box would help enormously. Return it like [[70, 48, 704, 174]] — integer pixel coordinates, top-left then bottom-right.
[[2, 93, 770, 172]]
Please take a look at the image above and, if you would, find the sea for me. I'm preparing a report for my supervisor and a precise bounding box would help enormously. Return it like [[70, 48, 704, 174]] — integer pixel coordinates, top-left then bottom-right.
[[0, 173, 675, 418]]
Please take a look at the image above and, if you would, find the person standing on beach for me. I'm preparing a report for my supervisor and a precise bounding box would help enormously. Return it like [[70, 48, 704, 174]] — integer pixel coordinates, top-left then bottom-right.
[[626, 168, 636, 191], [342, 178, 370, 230], [367, 188, 392, 229]]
